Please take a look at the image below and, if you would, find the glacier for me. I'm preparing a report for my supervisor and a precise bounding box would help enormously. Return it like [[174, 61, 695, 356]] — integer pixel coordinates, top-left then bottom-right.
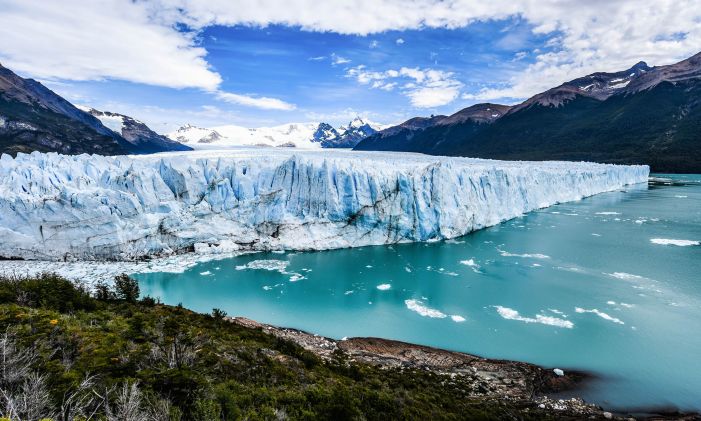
[[0, 148, 649, 261]]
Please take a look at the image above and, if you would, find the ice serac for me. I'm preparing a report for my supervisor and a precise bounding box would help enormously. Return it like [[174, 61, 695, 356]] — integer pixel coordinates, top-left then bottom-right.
[[0, 149, 649, 261]]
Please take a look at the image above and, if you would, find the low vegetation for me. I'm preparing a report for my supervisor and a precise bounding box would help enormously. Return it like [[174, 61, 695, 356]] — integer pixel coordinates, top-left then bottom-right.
[[0, 273, 572, 420]]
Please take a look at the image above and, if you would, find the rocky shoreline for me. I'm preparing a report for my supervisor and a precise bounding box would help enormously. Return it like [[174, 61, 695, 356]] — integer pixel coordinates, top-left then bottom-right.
[[230, 317, 700, 421]]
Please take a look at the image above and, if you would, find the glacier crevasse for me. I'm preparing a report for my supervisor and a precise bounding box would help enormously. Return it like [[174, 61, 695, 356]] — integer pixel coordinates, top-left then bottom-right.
[[0, 149, 649, 260]]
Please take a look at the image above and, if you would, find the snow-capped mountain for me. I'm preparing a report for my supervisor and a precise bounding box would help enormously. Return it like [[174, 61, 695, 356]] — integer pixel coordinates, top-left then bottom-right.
[[168, 117, 383, 149], [79, 107, 191, 153], [0, 63, 131, 156], [314, 117, 381, 148]]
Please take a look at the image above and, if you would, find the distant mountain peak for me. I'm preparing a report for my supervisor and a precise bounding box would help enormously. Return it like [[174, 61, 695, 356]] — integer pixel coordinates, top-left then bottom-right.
[[82, 107, 191, 153]]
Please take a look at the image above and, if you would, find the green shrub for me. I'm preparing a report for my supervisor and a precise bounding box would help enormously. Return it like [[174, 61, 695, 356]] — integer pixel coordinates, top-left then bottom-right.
[[114, 273, 140, 302]]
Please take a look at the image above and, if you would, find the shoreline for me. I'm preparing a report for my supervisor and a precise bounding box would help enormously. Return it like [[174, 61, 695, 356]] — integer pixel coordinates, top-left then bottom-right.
[[229, 317, 700, 421], [1, 257, 698, 419]]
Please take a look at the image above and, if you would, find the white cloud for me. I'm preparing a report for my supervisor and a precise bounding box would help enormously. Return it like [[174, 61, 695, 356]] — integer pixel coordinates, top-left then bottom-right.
[[304, 108, 375, 123], [2, 0, 700, 110], [0, 0, 293, 111], [347, 65, 462, 108], [331, 53, 351, 66], [215, 91, 296, 110], [0, 0, 220, 90], [396, 38, 405, 45], [157, 0, 701, 101], [369, 40, 379, 48]]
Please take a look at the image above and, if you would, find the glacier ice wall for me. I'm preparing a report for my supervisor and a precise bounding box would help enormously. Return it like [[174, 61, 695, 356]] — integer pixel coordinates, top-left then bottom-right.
[[0, 149, 649, 261]]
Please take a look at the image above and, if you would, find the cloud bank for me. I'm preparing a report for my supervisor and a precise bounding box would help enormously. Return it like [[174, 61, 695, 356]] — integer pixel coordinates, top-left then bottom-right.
[[1, 0, 700, 108]]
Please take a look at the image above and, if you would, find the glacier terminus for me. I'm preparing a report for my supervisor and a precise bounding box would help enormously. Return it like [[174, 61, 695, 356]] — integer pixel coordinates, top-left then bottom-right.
[[0, 148, 649, 261]]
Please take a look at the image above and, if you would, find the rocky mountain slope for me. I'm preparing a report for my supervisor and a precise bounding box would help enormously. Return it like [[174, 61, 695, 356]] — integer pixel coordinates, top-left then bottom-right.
[[169, 117, 381, 149], [0, 63, 189, 156], [81, 107, 191, 153], [355, 51, 701, 173], [0, 63, 133, 155]]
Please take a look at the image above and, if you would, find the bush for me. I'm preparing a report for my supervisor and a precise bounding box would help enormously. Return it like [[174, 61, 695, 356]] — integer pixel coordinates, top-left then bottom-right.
[[0, 272, 95, 312], [114, 274, 140, 302], [211, 308, 227, 320], [94, 281, 116, 301]]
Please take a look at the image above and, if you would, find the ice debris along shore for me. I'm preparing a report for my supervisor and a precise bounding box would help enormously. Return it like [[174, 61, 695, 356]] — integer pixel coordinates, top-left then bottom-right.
[[0, 148, 649, 261]]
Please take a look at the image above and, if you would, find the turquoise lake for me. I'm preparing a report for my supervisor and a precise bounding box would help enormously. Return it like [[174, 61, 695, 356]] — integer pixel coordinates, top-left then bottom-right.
[[134, 174, 701, 412]]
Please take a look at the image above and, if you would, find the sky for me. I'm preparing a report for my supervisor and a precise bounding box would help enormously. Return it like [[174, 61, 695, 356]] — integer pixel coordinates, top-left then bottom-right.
[[0, 0, 700, 133]]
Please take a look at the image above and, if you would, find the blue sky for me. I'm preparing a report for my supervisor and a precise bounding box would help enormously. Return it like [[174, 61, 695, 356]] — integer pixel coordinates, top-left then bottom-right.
[[1, 1, 699, 132]]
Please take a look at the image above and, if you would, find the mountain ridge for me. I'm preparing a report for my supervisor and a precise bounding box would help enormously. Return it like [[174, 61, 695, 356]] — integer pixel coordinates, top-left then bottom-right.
[[168, 117, 382, 149], [0, 63, 190, 156], [355, 51, 701, 173]]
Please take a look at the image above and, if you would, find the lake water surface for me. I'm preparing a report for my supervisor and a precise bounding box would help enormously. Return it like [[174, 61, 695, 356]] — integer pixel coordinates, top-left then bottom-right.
[[134, 174, 701, 412]]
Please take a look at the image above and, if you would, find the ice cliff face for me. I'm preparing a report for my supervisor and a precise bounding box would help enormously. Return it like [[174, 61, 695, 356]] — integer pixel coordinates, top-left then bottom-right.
[[0, 149, 649, 261]]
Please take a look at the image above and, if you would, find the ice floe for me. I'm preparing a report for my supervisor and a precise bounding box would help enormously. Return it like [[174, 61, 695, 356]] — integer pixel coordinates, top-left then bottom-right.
[[405, 299, 447, 319], [497, 249, 551, 259], [494, 306, 574, 328], [650, 238, 699, 247], [235, 259, 305, 282], [376, 283, 391, 290], [575, 307, 625, 324], [459, 259, 482, 273]]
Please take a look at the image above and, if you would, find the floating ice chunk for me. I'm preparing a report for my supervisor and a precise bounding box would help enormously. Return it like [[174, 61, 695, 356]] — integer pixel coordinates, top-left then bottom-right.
[[459, 259, 482, 273], [575, 307, 624, 324], [548, 309, 566, 316], [199, 271, 212, 276], [344, 290, 354, 295], [405, 299, 447, 318], [675, 195, 687, 198], [650, 238, 700, 247], [553, 368, 565, 376], [236, 259, 304, 282], [494, 306, 573, 328], [497, 249, 550, 259], [450, 315, 466, 322], [596, 212, 621, 215], [607, 272, 644, 281], [236, 260, 289, 272], [592, 233, 602, 237], [365, 265, 373, 268], [404, 266, 412, 273], [289, 274, 305, 282], [376, 283, 391, 291]]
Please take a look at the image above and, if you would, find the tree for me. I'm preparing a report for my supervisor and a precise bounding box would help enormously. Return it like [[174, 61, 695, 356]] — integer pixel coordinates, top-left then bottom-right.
[[211, 308, 227, 320], [114, 274, 140, 303], [94, 281, 116, 301]]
